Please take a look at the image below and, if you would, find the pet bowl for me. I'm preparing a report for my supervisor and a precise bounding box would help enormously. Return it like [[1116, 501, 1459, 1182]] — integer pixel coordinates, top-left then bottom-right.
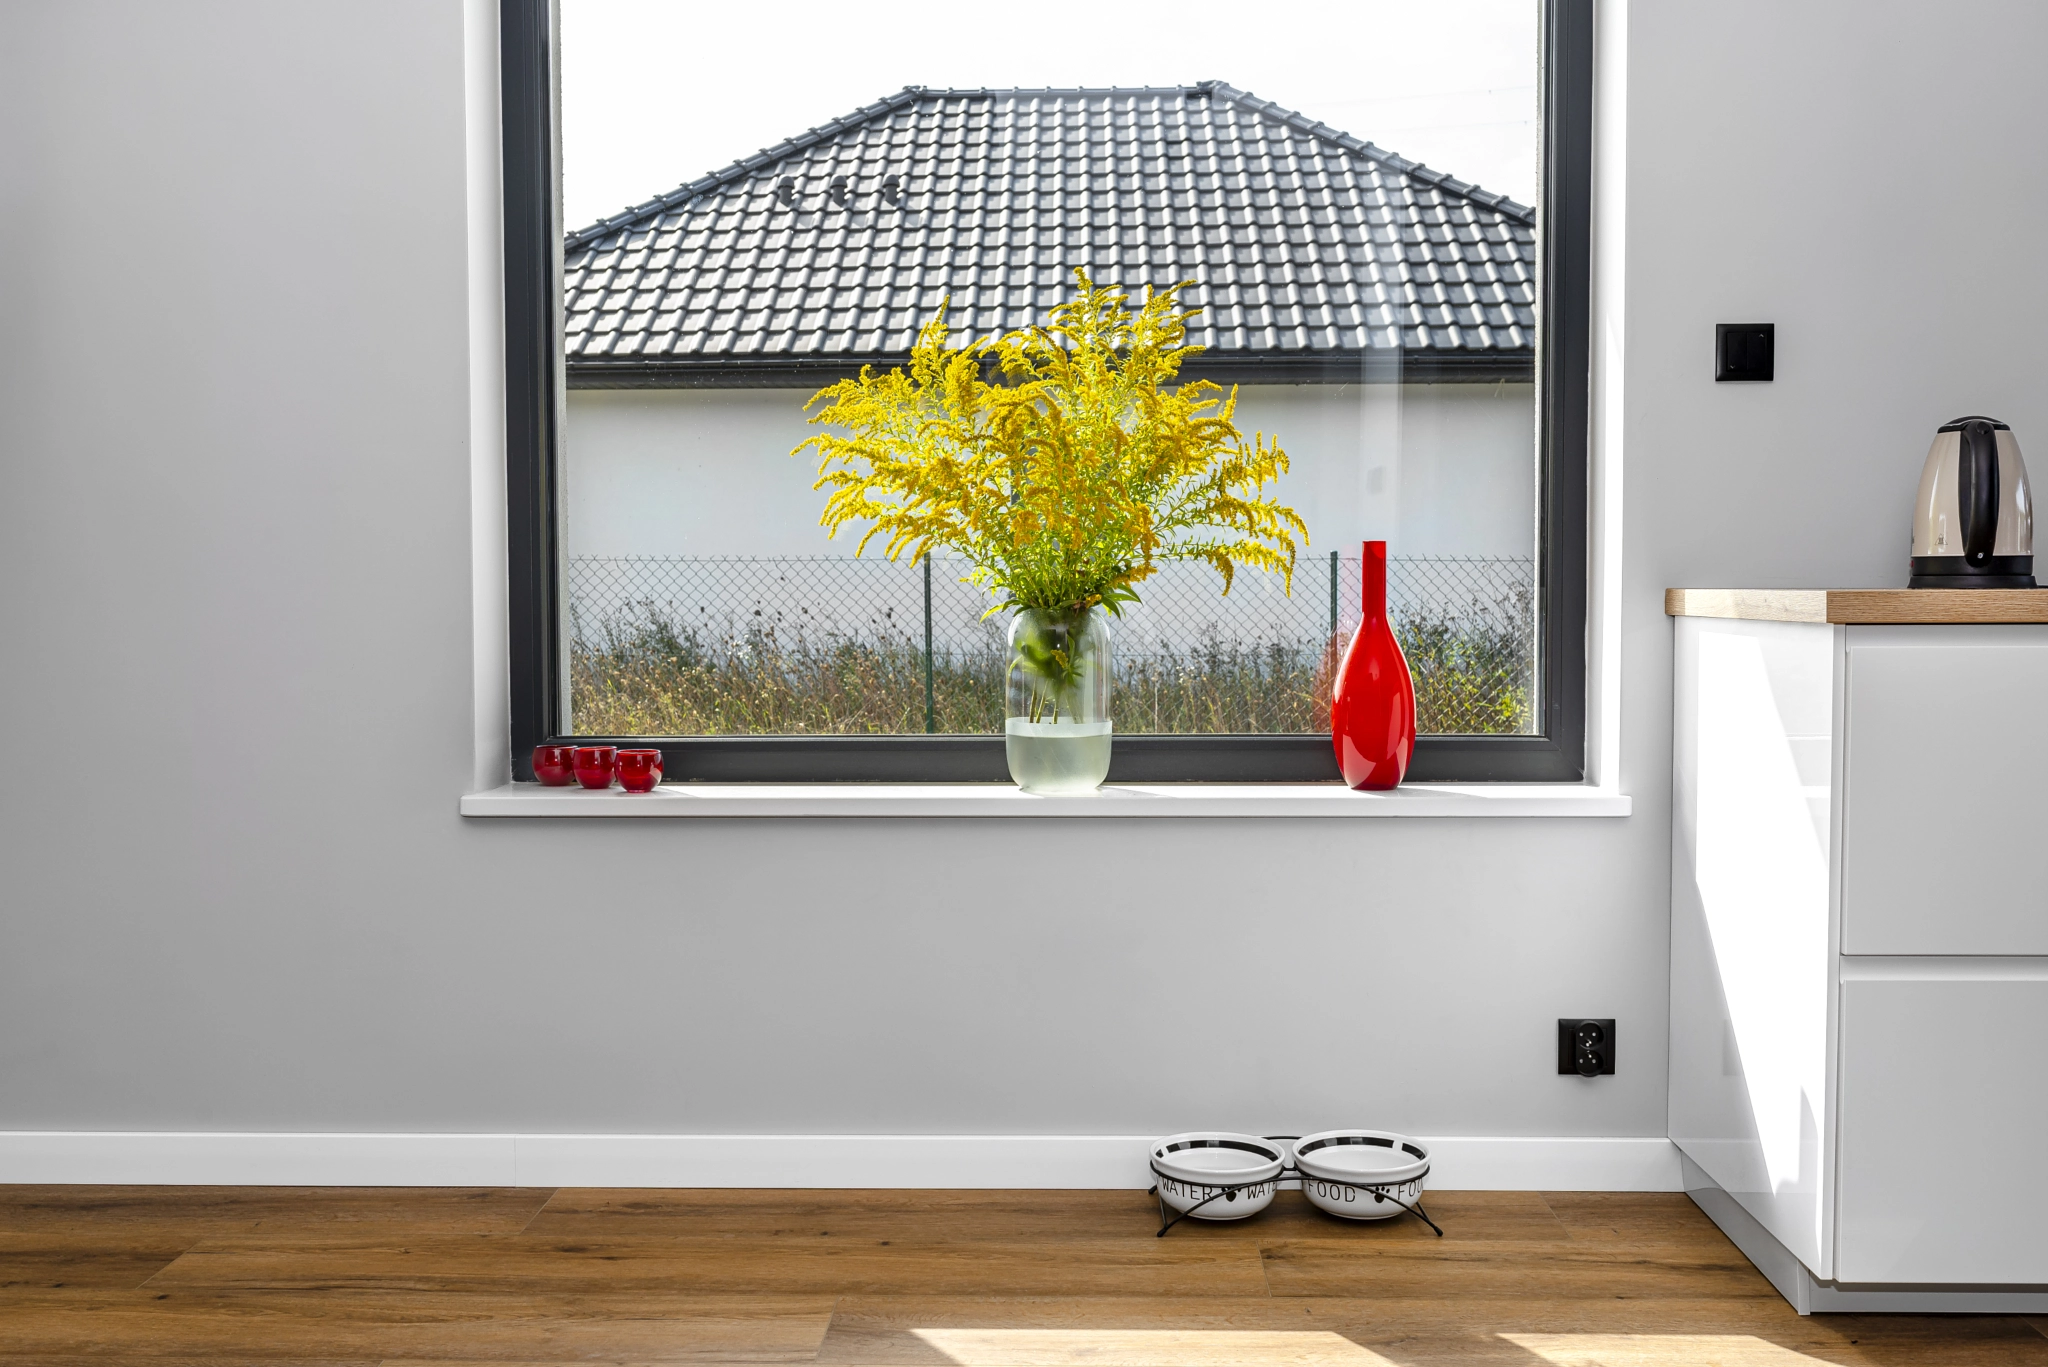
[[1293, 1129, 1430, 1221], [1149, 1132, 1288, 1221]]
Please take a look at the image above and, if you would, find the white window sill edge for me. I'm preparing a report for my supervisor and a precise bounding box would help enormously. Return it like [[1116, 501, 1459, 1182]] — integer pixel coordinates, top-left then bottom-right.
[[460, 782, 1630, 818]]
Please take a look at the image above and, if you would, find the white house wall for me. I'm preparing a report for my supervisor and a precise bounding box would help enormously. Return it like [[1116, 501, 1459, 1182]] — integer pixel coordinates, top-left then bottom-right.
[[562, 383, 1536, 562]]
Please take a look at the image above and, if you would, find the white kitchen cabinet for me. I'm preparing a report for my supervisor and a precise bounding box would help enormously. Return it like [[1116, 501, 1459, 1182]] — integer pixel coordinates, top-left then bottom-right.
[[1836, 967, 2048, 1284], [1669, 590, 2048, 1313], [1839, 635, 2048, 955]]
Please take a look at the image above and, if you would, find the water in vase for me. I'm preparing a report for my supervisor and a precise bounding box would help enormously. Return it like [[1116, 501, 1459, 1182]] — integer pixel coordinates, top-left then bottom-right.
[[1004, 719, 1113, 795]]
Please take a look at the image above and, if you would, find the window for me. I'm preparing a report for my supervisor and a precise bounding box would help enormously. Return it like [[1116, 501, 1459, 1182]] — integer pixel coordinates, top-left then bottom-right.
[[503, 0, 1590, 782]]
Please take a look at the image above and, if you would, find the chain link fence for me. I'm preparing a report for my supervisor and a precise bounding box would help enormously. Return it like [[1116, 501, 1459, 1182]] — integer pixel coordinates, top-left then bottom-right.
[[566, 554, 1535, 736]]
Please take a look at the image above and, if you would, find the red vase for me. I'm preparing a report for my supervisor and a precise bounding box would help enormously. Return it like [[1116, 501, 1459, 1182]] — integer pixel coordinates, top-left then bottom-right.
[[1330, 541, 1416, 790]]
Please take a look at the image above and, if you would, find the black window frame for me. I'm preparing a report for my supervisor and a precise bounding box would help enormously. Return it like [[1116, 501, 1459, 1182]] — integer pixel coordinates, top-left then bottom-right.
[[502, 0, 1592, 784]]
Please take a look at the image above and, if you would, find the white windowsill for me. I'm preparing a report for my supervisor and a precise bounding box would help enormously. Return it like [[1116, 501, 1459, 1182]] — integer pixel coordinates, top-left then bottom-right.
[[460, 782, 1630, 818]]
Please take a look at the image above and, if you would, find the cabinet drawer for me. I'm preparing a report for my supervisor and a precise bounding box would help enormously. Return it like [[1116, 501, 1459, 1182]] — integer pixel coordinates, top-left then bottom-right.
[[1836, 971, 2048, 1284], [1841, 631, 2048, 955]]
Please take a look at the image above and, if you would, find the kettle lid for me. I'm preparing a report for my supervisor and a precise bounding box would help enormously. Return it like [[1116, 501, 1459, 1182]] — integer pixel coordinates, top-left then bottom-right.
[[1939, 415, 2010, 432]]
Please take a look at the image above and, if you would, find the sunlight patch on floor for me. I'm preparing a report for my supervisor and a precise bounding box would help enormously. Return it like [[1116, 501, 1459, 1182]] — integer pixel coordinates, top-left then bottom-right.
[[908, 1328, 1396, 1366], [1501, 1335, 1832, 1366]]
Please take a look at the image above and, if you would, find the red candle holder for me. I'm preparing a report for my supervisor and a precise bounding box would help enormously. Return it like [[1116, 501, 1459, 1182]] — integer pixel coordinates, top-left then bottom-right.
[[572, 745, 617, 790], [531, 744, 577, 787], [616, 748, 664, 793]]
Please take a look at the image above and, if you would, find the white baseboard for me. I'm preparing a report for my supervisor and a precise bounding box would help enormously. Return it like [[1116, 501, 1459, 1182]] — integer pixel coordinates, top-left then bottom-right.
[[1431, 1135, 1681, 1192], [0, 1132, 1681, 1191], [0, 1133, 519, 1187]]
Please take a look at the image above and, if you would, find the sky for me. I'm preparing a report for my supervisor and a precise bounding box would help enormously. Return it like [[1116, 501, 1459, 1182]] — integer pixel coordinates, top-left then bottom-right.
[[561, 0, 1538, 232]]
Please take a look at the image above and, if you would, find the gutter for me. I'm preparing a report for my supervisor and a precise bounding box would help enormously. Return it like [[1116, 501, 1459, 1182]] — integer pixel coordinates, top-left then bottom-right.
[[565, 350, 1538, 390]]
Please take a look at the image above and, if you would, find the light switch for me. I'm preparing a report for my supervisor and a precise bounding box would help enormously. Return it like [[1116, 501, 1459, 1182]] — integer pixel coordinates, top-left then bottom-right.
[[1716, 323, 1774, 381]]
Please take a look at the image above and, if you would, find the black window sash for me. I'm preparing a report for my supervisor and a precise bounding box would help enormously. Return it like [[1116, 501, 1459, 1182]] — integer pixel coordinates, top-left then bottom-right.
[[502, 0, 1593, 784]]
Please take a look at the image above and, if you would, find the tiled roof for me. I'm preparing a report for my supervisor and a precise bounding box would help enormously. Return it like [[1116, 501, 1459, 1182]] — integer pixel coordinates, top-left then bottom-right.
[[564, 83, 1536, 386]]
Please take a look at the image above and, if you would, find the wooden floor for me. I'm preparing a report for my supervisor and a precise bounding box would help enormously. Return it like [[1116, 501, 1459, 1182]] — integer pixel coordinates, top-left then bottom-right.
[[1, 1186, 2043, 1365]]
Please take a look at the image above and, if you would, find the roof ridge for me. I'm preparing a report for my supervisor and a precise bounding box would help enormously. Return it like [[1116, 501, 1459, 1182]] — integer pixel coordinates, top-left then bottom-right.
[[912, 83, 1214, 98], [564, 85, 928, 252], [1200, 81, 1535, 224]]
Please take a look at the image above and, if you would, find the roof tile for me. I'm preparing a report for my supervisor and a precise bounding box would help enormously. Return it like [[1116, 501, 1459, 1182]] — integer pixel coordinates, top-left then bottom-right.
[[564, 83, 1535, 373]]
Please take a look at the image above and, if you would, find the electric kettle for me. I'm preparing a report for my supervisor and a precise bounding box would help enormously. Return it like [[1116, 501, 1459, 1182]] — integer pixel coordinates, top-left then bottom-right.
[[1909, 416, 2035, 588]]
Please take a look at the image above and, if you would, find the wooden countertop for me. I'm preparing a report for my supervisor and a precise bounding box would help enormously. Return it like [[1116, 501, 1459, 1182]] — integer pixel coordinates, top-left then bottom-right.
[[1666, 588, 2048, 624]]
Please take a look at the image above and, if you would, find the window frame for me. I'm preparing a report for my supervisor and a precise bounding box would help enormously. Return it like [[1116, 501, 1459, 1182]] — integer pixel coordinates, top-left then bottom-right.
[[502, 0, 1592, 785]]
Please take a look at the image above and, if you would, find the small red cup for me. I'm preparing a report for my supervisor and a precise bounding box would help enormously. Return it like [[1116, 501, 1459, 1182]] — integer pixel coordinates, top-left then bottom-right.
[[572, 745, 617, 790], [532, 744, 577, 786], [616, 748, 664, 793]]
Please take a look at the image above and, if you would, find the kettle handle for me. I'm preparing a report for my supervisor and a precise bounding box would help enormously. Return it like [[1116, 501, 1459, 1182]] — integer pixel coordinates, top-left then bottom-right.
[[1959, 419, 2002, 565]]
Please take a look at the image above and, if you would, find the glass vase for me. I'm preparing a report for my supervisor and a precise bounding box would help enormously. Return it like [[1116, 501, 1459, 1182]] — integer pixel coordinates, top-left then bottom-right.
[[1004, 605, 1113, 794]]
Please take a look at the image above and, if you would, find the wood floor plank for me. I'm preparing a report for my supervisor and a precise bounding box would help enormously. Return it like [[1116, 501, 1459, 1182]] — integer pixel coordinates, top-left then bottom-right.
[[0, 1288, 834, 1362], [819, 1293, 1817, 1344], [0, 1358, 376, 1367], [818, 1333, 2048, 1367], [817, 1297, 2048, 1366], [1150, 1192, 1568, 1245], [1537, 1193, 1738, 1249], [144, 1236, 1272, 1298], [1256, 1239, 1780, 1301], [523, 1190, 1168, 1243], [1491, 1324, 2048, 1367], [523, 1191, 1562, 1245], [1248, 1192, 1568, 1244], [0, 1187, 554, 1241], [0, 1232, 192, 1291]]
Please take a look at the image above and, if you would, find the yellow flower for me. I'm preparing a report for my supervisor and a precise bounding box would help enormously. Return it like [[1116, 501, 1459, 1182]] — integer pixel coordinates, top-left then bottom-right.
[[793, 270, 1305, 615]]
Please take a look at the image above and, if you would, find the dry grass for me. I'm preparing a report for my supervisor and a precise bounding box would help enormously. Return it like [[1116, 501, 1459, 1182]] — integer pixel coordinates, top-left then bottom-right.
[[569, 610, 1532, 737], [571, 620, 1004, 735]]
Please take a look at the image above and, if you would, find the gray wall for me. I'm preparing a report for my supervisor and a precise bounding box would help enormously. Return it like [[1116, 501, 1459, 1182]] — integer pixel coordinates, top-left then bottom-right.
[[3, 0, 2044, 1139]]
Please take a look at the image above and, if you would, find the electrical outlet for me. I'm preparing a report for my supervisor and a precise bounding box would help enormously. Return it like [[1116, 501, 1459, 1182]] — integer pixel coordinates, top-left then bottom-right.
[[1558, 1018, 1615, 1076]]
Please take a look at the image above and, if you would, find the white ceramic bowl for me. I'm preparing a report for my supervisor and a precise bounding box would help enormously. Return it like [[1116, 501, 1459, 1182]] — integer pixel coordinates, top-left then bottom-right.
[[1149, 1132, 1288, 1221], [1292, 1129, 1430, 1221]]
